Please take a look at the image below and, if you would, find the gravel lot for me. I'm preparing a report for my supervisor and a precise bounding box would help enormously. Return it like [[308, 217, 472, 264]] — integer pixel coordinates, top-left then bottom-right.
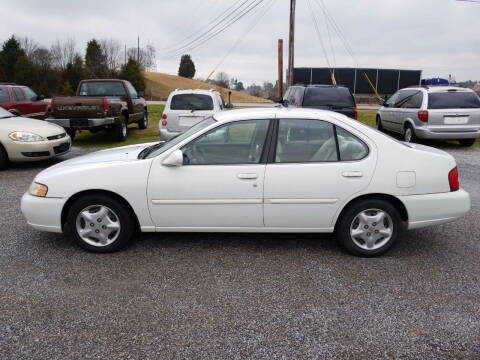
[[0, 145, 479, 359]]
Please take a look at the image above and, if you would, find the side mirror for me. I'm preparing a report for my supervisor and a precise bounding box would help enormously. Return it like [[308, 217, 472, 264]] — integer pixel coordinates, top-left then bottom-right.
[[225, 103, 233, 109], [37, 95, 45, 101], [162, 149, 183, 167], [138, 91, 145, 98]]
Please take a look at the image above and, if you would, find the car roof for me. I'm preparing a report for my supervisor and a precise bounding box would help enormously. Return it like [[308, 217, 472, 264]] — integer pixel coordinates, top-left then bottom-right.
[[291, 84, 349, 89], [405, 86, 472, 93], [170, 89, 220, 96]]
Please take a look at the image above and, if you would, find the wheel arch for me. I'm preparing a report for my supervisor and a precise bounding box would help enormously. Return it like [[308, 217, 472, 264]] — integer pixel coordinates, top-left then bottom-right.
[[333, 193, 409, 231], [61, 189, 140, 232]]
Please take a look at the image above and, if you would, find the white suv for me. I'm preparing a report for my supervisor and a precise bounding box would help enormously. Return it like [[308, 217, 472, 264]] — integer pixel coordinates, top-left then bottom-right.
[[159, 89, 231, 140]]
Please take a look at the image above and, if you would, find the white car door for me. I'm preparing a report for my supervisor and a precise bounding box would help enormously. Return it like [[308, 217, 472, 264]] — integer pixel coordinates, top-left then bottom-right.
[[264, 118, 377, 230], [147, 119, 271, 229]]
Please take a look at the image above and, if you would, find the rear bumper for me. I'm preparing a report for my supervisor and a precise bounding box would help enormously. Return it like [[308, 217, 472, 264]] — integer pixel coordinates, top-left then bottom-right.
[[46, 117, 118, 128], [6, 136, 71, 162], [415, 126, 480, 140], [159, 127, 181, 140], [398, 189, 471, 230], [21, 193, 66, 233]]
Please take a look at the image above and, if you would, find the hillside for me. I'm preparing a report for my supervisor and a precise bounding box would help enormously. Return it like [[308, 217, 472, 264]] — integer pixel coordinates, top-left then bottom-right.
[[144, 72, 271, 103]]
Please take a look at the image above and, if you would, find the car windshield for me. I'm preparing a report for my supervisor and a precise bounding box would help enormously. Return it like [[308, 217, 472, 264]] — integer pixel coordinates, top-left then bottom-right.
[[170, 94, 214, 111], [78, 82, 127, 97], [0, 106, 14, 118], [428, 91, 480, 109], [303, 87, 355, 108], [144, 117, 217, 159]]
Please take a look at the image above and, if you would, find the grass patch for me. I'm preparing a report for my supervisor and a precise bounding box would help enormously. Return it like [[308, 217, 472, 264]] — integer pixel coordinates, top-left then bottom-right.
[[74, 104, 164, 150]]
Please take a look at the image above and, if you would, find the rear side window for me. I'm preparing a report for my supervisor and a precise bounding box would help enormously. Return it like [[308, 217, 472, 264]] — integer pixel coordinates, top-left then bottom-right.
[[336, 126, 369, 161], [12, 87, 25, 101], [303, 87, 355, 107], [428, 92, 480, 109], [171, 94, 214, 111], [0, 86, 9, 102], [397, 90, 423, 109]]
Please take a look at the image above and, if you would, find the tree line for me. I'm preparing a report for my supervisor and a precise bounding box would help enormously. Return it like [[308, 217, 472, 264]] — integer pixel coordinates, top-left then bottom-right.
[[0, 35, 156, 97]]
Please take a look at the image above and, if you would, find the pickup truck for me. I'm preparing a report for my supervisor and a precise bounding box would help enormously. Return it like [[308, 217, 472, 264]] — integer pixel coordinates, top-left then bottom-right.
[[46, 79, 148, 141]]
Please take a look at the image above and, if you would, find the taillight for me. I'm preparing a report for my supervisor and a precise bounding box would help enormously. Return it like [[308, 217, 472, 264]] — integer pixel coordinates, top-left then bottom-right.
[[354, 106, 358, 120], [161, 119, 167, 126], [50, 99, 54, 112], [103, 98, 109, 112], [162, 114, 167, 119], [448, 167, 459, 192], [418, 110, 428, 123]]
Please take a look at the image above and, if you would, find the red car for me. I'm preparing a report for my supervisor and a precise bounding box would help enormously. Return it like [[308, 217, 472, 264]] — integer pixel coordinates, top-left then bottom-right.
[[0, 83, 49, 119]]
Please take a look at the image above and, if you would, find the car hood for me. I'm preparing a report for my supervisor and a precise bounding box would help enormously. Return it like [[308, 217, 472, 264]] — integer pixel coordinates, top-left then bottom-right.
[[0, 116, 65, 137]]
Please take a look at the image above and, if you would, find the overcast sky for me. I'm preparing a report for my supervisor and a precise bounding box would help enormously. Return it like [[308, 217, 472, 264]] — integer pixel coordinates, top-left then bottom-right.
[[1, 0, 479, 86]]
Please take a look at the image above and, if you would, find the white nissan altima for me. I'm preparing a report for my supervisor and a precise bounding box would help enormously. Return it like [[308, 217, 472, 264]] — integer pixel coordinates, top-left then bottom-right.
[[21, 108, 471, 256]]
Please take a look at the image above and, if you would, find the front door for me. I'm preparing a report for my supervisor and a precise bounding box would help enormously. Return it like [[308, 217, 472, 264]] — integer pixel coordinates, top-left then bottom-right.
[[264, 118, 376, 230], [147, 119, 271, 228]]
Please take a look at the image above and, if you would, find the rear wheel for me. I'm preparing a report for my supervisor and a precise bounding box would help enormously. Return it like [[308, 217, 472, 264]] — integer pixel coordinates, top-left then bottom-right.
[[66, 128, 76, 141], [458, 138, 475, 147], [138, 110, 148, 129], [404, 124, 418, 143], [336, 198, 402, 257], [113, 115, 128, 142], [66, 194, 135, 253], [0, 144, 9, 170], [376, 115, 383, 131]]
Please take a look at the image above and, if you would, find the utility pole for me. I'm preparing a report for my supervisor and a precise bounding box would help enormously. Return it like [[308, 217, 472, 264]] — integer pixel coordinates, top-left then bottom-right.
[[137, 36, 140, 64], [278, 39, 284, 99], [288, 0, 296, 86], [124, 44, 127, 65]]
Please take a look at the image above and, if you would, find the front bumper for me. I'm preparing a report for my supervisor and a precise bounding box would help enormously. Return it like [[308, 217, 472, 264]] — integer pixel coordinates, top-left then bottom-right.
[[45, 117, 117, 128], [21, 193, 67, 233], [398, 189, 471, 230], [415, 126, 480, 140], [6, 136, 71, 162]]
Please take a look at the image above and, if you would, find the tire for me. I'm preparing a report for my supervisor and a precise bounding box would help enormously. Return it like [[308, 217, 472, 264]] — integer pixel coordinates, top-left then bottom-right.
[[113, 115, 128, 142], [458, 138, 475, 147], [138, 110, 148, 129], [66, 194, 135, 253], [376, 115, 383, 131], [335, 198, 402, 257], [0, 144, 9, 170], [66, 128, 76, 141], [404, 124, 418, 143]]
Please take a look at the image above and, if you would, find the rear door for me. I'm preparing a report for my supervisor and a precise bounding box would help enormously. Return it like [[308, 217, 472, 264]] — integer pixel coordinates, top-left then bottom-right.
[[396, 89, 424, 129], [427, 90, 480, 130], [264, 118, 376, 229], [12, 87, 29, 115]]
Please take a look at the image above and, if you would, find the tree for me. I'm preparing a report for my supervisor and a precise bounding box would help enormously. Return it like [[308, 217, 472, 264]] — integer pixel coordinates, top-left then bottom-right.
[[62, 54, 84, 91], [246, 83, 262, 97], [85, 39, 108, 78], [215, 72, 230, 88], [0, 36, 26, 82], [100, 38, 122, 73], [126, 44, 156, 71], [61, 81, 75, 96], [19, 36, 39, 59], [14, 55, 37, 87], [119, 58, 145, 92], [178, 54, 195, 79], [235, 81, 245, 91], [50, 38, 76, 69]]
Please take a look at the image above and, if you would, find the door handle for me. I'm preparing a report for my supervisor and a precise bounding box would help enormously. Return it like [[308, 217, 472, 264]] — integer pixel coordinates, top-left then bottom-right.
[[342, 171, 363, 178], [237, 173, 258, 180]]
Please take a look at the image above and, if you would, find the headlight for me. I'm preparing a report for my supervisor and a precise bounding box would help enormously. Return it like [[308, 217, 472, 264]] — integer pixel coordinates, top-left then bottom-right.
[[9, 131, 44, 142], [29, 182, 48, 197]]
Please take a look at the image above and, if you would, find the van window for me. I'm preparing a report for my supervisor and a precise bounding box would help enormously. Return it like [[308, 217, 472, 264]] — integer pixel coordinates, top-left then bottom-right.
[[171, 94, 214, 111], [428, 92, 480, 109]]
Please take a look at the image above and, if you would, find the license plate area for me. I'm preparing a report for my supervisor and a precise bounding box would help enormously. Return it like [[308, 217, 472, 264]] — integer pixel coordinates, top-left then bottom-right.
[[70, 118, 89, 127], [444, 116, 469, 125], [178, 116, 203, 127]]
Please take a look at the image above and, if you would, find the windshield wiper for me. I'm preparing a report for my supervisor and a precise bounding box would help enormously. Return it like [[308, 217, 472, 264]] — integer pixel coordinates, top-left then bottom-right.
[[0, 115, 14, 119], [138, 142, 165, 159]]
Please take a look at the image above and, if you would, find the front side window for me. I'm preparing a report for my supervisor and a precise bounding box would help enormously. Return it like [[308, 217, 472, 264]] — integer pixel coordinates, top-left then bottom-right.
[[12, 88, 25, 101], [385, 91, 399, 107], [182, 119, 270, 165], [78, 82, 127, 97], [395, 90, 422, 108], [275, 119, 337, 162], [125, 82, 138, 99], [171, 94, 214, 111], [23, 87, 38, 101], [401, 91, 423, 109]]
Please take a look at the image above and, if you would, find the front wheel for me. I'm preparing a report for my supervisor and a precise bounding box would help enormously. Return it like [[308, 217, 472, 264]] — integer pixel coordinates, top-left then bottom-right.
[[0, 144, 9, 170], [138, 110, 148, 129], [458, 138, 475, 147], [66, 128, 76, 141], [113, 116, 128, 142], [66, 194, 135, 253], [336, 199, 402, 257]]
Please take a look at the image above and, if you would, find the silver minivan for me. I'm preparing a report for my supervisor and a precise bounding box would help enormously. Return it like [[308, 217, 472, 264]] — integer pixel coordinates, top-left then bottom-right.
[[159, 89, 231, 140], [376, 86, 480, 146]]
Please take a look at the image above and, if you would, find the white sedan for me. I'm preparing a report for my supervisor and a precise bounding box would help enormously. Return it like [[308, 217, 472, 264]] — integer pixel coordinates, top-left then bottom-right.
[[21, 108, 470, 256]]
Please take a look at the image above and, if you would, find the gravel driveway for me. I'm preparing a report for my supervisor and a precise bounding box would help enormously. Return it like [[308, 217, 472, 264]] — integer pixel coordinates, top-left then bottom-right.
[[0, 145, 479, 359]]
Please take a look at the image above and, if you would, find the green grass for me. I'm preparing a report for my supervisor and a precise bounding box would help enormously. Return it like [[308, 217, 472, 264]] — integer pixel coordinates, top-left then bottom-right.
[[74, 104, 164, 149], [74, 106, 480, 149]]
